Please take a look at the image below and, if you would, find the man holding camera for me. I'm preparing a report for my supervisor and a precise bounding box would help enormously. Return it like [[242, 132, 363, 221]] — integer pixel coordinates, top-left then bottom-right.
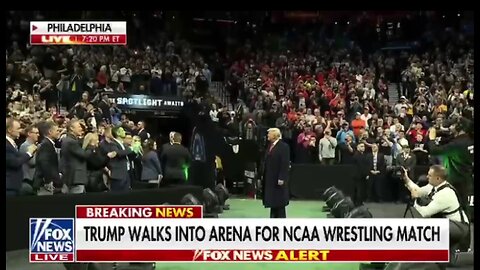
[[401, 165, 470, 254]]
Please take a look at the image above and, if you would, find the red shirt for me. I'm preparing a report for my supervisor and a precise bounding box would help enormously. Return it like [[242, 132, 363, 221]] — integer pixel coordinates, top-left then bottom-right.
[[408, 129, 427, 144]]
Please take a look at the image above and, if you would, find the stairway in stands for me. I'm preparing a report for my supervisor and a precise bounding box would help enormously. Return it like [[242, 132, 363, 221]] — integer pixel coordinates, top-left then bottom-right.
[[388, 83, 400, 106]]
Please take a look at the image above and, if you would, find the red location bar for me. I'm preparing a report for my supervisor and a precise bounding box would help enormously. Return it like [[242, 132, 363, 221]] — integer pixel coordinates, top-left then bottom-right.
[[30, 34, 127, 45]]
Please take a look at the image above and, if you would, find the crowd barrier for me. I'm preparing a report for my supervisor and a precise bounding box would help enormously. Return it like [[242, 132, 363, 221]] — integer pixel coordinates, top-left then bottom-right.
[[289, 164, 430, 199], [6, 185, 203, 251]]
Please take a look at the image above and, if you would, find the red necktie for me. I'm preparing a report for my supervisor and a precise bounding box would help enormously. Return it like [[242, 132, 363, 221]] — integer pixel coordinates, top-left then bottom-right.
[[268, 143, 274, 153]]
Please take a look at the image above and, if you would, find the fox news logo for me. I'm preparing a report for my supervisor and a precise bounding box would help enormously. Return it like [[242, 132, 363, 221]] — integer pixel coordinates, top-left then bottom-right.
[[30, 218, 74, 262]]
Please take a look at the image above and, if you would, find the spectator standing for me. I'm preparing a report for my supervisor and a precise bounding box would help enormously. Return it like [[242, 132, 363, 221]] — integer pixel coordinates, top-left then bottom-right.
[[60, 119, 91, 194], [160, 132, 191, 186], [318, 129, 337, 165], [19, 125, 39, 186], [35, 121, 63, 195], [6, 118, 37, 196], [141, 139, 163, 188]]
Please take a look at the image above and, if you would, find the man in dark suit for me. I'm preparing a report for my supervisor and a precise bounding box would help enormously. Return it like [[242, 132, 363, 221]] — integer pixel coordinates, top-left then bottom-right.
[[136, 121, 150, 142], [262, 128, 290, 218], [35, 121, 63, 194], [101, 126, 135, 192], [6, 118, 37, 196], [394, 144, 417, 203], [60, 119, 92, 194], [366, 143, 387, 202], [160, 132, 191, 186], [352, 142, 370, 206]]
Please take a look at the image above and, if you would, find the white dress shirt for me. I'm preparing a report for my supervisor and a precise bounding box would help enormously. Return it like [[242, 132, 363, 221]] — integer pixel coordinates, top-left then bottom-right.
[[113, 138, 130, 170], [6, 135, 17, 149], [407, 180, 469, 223]]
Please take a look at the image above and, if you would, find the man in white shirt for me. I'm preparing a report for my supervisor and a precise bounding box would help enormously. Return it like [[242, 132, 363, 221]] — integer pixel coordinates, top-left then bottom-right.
[[401, 165, 470, 250]]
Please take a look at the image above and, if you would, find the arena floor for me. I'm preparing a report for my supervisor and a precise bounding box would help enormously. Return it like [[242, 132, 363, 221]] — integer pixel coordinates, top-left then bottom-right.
[[6, 198, 473, 270]]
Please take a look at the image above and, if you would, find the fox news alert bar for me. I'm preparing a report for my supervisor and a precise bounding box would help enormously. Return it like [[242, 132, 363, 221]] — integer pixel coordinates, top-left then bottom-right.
[[30, 21, 126, 45], [57, 206, 450, 263]]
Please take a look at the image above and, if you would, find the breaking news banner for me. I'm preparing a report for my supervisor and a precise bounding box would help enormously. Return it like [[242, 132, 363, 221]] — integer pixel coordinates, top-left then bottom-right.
[[29, 205, 450, 263], [30, 21, 127, 45]]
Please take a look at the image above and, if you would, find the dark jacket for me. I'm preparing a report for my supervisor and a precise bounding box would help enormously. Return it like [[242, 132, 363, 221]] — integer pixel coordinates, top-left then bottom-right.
[[366, 152, 387, 175], [34, 138, 61, 188], [160, 143, 191, 181], [353, 151, 370, 180], [137, 129, 150, 142], [60, 134, 92, 186], [86, 145, 109, 192], [428, 134, 473, 185], [262, 140, 290, 208], [395, 152, 417, 180], [6, 139, 32, 192], [99, 139, 133, 182], [141, 151, 162, 181], [339, 141, 357, 165]]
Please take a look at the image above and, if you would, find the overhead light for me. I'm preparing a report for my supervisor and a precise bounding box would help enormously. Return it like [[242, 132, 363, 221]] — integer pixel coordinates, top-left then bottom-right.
[[335, 21, 338, 25], [347, 21, 350, 25], [443, 15, 446, 18], [457, 13, 461, 17]]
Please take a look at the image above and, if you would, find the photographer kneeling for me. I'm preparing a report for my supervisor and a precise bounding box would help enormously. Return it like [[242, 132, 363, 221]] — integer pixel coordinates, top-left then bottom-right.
[[402, 165, 470, 253]]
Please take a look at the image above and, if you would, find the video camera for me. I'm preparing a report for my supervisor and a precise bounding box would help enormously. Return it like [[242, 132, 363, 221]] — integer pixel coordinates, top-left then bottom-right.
[[391, 166, 405, 178]]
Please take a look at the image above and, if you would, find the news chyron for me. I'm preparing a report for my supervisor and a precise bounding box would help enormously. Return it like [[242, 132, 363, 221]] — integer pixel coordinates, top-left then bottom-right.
[[29, 218, 75, 262], [30, 21, 127, 45]]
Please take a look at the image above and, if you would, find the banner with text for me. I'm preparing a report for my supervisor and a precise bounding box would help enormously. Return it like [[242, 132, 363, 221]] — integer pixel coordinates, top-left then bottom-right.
[[30, 21, 127, 45], [71, 205, 449, 263], [107, 93, 185, 112]]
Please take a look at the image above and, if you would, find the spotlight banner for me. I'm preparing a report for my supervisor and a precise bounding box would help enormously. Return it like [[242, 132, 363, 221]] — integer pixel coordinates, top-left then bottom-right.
[[64, 205, 452, 263]]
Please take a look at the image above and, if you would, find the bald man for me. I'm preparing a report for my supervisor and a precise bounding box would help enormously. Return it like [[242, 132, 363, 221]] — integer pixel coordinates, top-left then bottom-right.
[[262, 128, 290, 218]]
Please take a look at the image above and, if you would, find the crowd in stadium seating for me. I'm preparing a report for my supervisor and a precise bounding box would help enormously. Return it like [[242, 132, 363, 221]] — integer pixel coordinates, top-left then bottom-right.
[[6, 11, 474, 199], [219, 20, 474, 167]]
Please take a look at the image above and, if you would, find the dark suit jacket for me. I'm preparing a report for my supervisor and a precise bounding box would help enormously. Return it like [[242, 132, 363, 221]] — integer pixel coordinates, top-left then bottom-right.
[[160, 143, 191, 181], [60, 134, 92, 186], [137, 129, 150, 142], [353, 151, 370, 180], [366, 152, 387, 176], [141, 151, 162, 181], [396, 152, 417, 180], [100, 139, 133, 182], [6, 139, 32, 192], [34, 138, 61, 188], [262, 140, 290, 208]]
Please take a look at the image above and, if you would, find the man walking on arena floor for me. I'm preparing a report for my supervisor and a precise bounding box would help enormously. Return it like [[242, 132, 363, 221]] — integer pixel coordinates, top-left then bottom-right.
[[262, 128, 290, 218]]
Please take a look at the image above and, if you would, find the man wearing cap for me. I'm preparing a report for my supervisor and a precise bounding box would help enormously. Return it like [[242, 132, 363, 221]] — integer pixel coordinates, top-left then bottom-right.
[[336, 122, 355, 144]]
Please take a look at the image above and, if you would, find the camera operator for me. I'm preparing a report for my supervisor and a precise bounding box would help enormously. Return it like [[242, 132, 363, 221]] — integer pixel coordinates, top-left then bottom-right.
[[401, 165, 470, 251], [393, 144, 416, 203], [427, 117, 473, 208]]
